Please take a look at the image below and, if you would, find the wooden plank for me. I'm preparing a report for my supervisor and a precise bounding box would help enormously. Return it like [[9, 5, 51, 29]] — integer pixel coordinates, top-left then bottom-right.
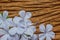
[[0, 7, 60, 17], [0, 0, 9, 2]]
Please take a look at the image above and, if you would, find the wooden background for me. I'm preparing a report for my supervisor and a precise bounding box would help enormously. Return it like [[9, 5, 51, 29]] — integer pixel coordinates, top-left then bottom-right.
[[0, 0, 60, 40]]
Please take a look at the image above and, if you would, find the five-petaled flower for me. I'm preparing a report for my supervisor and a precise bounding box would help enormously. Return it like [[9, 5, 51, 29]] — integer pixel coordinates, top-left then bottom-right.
[[39, 24, 55, 40], [0, 11, 13, 30], [18, 10, 32, 28]]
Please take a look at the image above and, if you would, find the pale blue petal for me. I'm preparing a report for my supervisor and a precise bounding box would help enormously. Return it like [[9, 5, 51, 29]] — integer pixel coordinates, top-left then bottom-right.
[[0, 29, 7, 36], [3, 11, 8, 19], [46, 35, 51, 40], [13, 16, 22, 24], [46, 24, 53, 32], [7, 18, 13, 27], [25, 20, 32, 26], [0, 23, 4, 28], [0, 22, 8, 30], [19, 10, 25, 18], [7, 18, 12, 22], [18, 23, 25, 28], [0, 19, 3, 25], [11, 34, 19, 40], [17, 20, 25, 28], [25, 12, 32, 19], [47, 31, 55, 39], [24, 26, 36, 37], [7, 18, 16, 27], [1, 34, 10, 40], [9, 27, 17, 35], [30, 26, 36, 32], [0, 14, 3, 24], [17, 27, 25, 35], [32, 34, 38, 40], [20, 35, 28, 40], [4, 21, 11, 29], [39, 24, 45, 32], [39, 34, 45, 40]]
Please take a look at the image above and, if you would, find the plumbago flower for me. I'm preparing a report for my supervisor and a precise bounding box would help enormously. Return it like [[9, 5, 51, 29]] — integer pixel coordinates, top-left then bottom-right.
[[18, 10, 37, 40], [18, 10, 32, 28], [20, 26, 36, 40], [0, 29, 19, 40], [9, 16, 25, 35], [9, 10, 33, 36], [39, 24, 55, 40], [19, 10, 32, 20], [0, 11, 13, 29]]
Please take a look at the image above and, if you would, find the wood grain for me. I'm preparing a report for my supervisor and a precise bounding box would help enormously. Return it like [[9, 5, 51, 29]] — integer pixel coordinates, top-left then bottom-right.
[[0, 0, 60, 40]]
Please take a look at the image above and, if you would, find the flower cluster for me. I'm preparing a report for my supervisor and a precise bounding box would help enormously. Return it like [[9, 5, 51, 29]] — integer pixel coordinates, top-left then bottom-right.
[[39, 24, 55, 40], [0, 10, 55, 40], [0, 10, 36, 40]]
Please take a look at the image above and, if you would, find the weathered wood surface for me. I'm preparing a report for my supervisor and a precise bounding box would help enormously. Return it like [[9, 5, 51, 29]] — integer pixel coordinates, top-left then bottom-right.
[[0, 0, 60, 40]]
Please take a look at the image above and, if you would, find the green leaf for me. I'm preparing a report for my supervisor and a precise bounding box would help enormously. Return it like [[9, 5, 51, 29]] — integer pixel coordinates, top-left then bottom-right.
[[6, 16, 9, 19], [0, 12, 3, 16]]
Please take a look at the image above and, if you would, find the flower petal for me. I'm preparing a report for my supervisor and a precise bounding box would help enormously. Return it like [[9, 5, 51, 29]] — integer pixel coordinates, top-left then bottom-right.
[[0, 29, 7, 36], [32, 34, 38, 40], [48, 31, 55, 39], [0, 14, 3, 25], [18, 19, 32, 28], [46, 24, 53, 32], [7, 18, 12, 22], [4, 20, 11, 29], [17, 27, 25, 35], [46, 35, 51, 40], [7, 18, 13, 27], [7, 18, 16, 27], [0, 22, 8, 30], [0, 19, 3, 25], [25, 12, 32, 19], [39, 34, 45, 40], [11, 34, 19, 40], [1, 34, 10, 40], [24, 26, 36, 37], [39, 24, 45, 32], [18, 23, 25, 28], [13, 16, 22, 24], [9, 27, 17, 35], [20, 35, 28, 40], [18, 20, 25, 28], [30, 26, 36, 32], [25, 20, 32, 26], [19, 10, 25, 18], [3, 11, 8, 19]]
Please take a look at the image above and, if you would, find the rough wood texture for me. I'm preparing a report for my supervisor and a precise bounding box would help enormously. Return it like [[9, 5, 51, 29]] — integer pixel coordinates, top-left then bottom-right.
[[0, 0, 60, 40]]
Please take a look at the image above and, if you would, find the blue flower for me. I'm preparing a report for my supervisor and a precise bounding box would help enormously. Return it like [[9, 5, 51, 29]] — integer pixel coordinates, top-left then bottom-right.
[[39, 24, 55, 40]]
